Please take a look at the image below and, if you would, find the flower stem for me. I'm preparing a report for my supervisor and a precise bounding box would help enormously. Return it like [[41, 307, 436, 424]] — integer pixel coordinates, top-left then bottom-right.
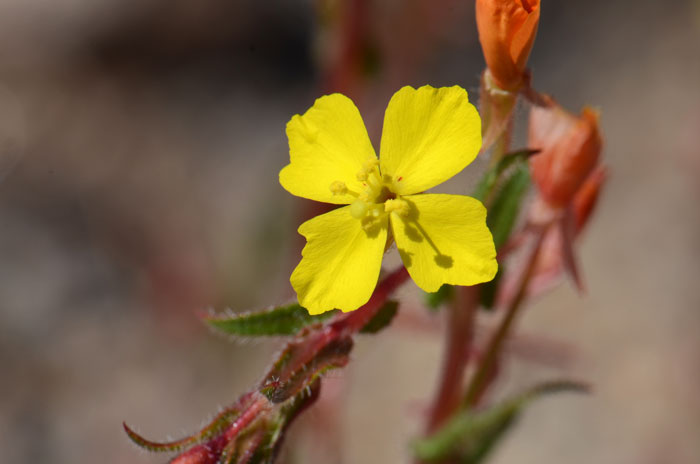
[[463, 225, 548, 408], [267, 266, 410, 395], [425, 285, 478, 433], [334, 266, 410, 333]]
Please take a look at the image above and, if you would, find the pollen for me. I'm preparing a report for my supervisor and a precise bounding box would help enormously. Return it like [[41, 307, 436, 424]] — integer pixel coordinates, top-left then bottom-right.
[[329, 181, 348, 195], [357, 158, 380, 182], [384, 198, 410, 216], [363, 158, 379, 171]]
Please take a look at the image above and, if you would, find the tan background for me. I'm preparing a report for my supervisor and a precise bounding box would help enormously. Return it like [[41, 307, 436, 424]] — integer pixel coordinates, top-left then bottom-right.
[[0, 1, 698, 463]]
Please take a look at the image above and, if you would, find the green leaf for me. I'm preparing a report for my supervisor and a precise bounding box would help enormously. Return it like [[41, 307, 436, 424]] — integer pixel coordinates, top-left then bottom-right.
[[423, 284, 454, 310], [360, 300, 399, 334], [475, 151, 533, 311], [487, 164, 530, 250], [202, 303, 338, 337], [123, 392, 254, 452], [473, 149, 538, 203], [413, 380, 589, 463]]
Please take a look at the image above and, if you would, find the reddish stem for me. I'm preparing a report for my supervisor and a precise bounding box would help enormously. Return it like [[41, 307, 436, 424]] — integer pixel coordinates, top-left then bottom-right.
[[223, 393, 270, 441], [464, 224, 549, 407], [425, 285, 478, 433], [321, 0, 370, 99], [274, 266, 410, 387], [334, 266, 410, 333]]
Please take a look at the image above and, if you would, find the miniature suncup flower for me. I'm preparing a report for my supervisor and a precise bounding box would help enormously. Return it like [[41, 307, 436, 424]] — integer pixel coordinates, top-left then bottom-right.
[[280, 85, 498, 315]]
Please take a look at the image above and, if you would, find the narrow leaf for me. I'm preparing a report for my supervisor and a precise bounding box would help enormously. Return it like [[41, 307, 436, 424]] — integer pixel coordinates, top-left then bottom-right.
[[487, 164, 531, 250], [413, 380, 589, 463], [360, 300, 399, 334], [478, 164, 530, 311], [473, 149, 539, 203], [202, 303, 338, 337], [123, 403, 243, 453]]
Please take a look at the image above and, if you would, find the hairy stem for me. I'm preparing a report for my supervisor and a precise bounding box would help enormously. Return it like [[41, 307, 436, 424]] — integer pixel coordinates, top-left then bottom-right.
[[271, 266, 410, 390]]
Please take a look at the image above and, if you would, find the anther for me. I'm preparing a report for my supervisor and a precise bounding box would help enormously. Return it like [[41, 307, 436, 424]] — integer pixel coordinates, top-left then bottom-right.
[[356, 158, 379, 182], [362, 159, 379, 171], [329, 181, 348, 196], [384, 198, 410, 216]]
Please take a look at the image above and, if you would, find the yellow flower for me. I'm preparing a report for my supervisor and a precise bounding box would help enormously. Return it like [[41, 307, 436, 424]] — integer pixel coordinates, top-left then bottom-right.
[[280, 85, 497, 315]]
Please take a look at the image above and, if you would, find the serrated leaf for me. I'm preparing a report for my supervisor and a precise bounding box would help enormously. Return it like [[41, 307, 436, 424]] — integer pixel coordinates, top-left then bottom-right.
[[487, 164, 530, 250], [360, 300, 399, 333], [202, 303, 338, 337], [413, 380, 589, 463], [423, 284, 454, 310]]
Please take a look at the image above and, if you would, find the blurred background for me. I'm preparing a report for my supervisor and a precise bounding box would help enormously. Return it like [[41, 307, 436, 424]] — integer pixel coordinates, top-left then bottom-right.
[[1, 0, 699, 463]]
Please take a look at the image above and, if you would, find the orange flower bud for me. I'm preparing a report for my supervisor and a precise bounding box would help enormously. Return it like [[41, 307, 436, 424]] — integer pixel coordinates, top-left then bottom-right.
[[529, 99, 603, 208], [476, 0, 540, 91]]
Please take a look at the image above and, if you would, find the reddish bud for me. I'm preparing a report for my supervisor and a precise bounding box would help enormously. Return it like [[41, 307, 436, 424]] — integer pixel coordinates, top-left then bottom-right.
[[512, 166, 607, 300], [529, 99, 603, 209], [573, 165, 608, 233], [476, 0, 540, 91]]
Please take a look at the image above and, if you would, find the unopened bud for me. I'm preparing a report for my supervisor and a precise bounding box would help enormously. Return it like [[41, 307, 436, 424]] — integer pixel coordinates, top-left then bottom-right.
[[476, 0, 540, 91], [572, 165, 607, 233], [529, 97, 603, 209]]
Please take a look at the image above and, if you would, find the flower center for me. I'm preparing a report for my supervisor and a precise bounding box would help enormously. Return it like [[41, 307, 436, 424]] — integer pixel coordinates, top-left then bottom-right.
[[329, 159, 409, 231]]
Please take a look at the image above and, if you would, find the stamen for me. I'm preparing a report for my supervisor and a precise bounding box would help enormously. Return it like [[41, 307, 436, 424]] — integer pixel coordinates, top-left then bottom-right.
[[384, 198, 410, 216], [356, 158, 380, 182], [362, 158, 379, 171], [329, 180, 359, 197], [329, 181, 348, 195]]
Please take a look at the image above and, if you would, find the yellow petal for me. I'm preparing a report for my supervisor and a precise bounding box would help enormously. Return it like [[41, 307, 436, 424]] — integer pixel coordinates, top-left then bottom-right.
[[280, 94, 377, 204], [292, 206, 388, 314], [390, 194, 497, 292], [379, 85, 482, 196]]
